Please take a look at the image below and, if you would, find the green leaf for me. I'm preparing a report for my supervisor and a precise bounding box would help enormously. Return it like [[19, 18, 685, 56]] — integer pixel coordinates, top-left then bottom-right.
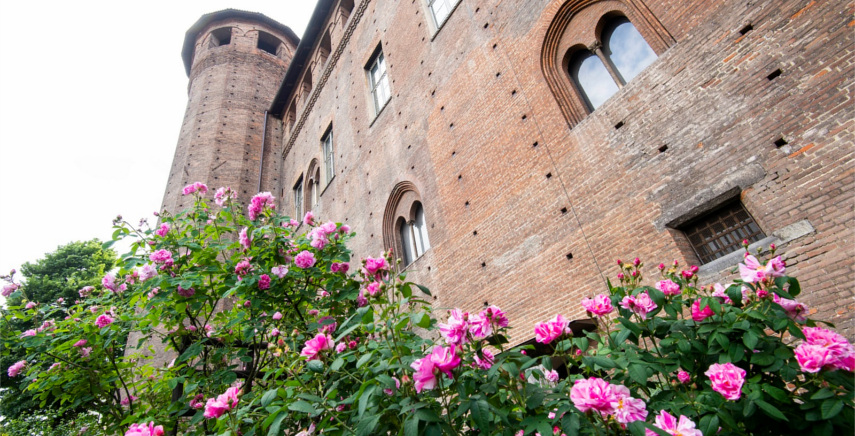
[[307, 360, 325, 373], [811, 388, 835, 400], [357, 351, 374, 369], [583, 356, 617, 369], [331, 357, 344, 371], [358, 385, 376, 417], [404, 416, 420, 436], [756, 399, 788, 421], [415, 408, 441, 422], [742, 331, 759, 350], [821, 399, 844, 420], [176, 342, 203, 363], [628, 364, 648, 385], [288, 400, 319, 415], [470, 398, 491, 430], [525, 388, 546, 410], [267, 412, 287, 436], [261, 389, 278, 407], [763, 384, 790, 402], [699, 414, 720, 436], [413, 283, 431, 296], [561, 413, 580, 434], [356, 414, 381, 436]]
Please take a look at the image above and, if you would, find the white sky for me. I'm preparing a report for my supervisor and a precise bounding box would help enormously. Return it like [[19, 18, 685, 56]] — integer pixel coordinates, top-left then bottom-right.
[[0, 1, 315, 286]]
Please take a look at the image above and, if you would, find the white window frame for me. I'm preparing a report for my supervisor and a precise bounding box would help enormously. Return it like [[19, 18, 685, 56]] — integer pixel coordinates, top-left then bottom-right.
[[400, 203, 431, 266], [367, 50, 391, 115], [322, 129, 334, 185]]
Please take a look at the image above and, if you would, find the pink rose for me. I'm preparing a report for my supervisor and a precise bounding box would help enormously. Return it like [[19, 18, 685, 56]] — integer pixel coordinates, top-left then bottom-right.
[[619, 292, 657, 319], [303, 210, 315, 225], [691, 299, 714, 322], [295, 251, 316, 269], [239, 227, 251, 249], [795, 343, 833, 373], [474, 349, 495, 370], [363, 256, 389, 276], [272, 311, 283, 320], [468, 312, 492, 338], [482, 305, 509, 327], [581, 294, 614, 316], [430, 345, 461, 377], [149, 249, 173, 265], [102, 273, 117, 292], [534, 314, 568, 344], [410, 354, 438, 393], [704, 362, 745, 400], [73, 339, 88, 347], [677, 370, 691, 384], [544, 369, 559, 383], [155, 224, 170, 237], [177, 286, 195, 298], [258, 274, 271, 290], [335, 343, 347, 353], [125, 422, 165, 436], [645, 410, 702, 436], [271, 265, 288, 278], [439, 309, 469, 345], [214, 186, 234, 206], [301, 333, 334, 360], [95, 314, 114, 328], [25, 302, 37, 309], [778, 297, 808, 322], [7, 360, 26, 377], [1, 283, 19, 297], [203, 397, 230, 419], [655, 279, 681, 296], [569, 377, 616, 414], [248, 192, 275, 220], [611, 384, 648, 425], [235, 260, 253, 277]]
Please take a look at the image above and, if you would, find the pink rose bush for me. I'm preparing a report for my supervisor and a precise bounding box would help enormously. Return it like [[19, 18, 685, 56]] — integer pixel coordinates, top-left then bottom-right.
[[3, 191, 851, 436]]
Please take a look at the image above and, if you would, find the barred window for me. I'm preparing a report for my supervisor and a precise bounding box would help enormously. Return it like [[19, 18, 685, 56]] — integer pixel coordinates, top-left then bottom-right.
[[681, 201, 765, 264]]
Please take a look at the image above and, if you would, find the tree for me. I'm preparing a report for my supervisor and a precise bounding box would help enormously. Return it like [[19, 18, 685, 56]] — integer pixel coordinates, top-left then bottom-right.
[[0, 239, 117, 421]]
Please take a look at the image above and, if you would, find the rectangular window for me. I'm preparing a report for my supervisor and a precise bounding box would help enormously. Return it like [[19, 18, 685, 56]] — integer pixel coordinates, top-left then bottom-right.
[[680, 201, 765, 264], [322, 128, 334, 185], [428, 0, 461, 29], [367, 50, 391, 115], [293, 176, 304, 219]]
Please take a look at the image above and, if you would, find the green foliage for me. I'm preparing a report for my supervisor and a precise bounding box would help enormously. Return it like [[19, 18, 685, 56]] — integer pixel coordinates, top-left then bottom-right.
[[0, 239, 117, 422], [1, 190, 852, 436]]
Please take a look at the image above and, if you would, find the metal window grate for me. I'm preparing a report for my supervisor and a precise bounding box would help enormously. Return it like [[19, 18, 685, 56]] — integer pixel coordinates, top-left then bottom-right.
[[682, 202, 765, 264]]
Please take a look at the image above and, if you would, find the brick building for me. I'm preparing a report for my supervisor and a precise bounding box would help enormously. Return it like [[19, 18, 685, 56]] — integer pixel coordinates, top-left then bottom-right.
[[164, 0, 854, 343]]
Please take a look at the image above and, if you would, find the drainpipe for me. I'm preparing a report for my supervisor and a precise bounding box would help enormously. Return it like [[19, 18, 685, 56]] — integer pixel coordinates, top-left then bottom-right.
[[258, 110, 269, 192]]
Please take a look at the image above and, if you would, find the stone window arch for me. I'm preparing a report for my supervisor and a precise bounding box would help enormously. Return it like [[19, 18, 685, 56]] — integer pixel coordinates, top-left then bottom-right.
[[541, 0, 674, 127], [383, 182, 431, 267]]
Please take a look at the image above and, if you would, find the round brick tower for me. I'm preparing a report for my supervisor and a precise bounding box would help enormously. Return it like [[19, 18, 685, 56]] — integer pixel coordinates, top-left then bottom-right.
[[161, 9, 298, 213]]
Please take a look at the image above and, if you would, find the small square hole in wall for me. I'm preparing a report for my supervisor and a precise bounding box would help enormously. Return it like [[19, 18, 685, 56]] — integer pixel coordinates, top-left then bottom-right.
[[561, 207, 568, 214], [774, 137, 788, 148], [767, 69, 782, 81], [739, 24, 753, 35], [566, 252, 573, 260], [614, 121, 625, 129], [546, 173, 552, 179], [481, 262, 486, 267], [658, 145, 668, 153]]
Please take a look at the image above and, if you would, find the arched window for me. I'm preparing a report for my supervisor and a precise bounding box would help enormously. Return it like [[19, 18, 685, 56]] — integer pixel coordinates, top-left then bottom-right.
[[293, 175, 304, 219], [602, 17, 657, 84], [569, 50, 619, 110], [541, 2, 674, 127], [398, 202, 430, 266], [567, 17, 657, 111], [382, 182, 431, 268], [306, 160, 320, 211]]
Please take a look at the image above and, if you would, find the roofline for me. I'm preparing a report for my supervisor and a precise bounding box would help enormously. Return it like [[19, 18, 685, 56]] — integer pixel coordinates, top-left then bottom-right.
[[269, 0, 337, 117], [181, 9, 300, 77]]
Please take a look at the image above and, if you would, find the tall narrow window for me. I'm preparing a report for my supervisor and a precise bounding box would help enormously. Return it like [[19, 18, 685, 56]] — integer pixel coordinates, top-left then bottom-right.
[[412, 203, 431, 255], [322, 128, 334, 184], [602, 18, 657, 83], [428, 0, 461, 28], [399, 217, 416, 266], [367, 50, 391, 115], [569, 51, 619, 110], [293, 176, 304, 219], [311, 169, 320, 209]]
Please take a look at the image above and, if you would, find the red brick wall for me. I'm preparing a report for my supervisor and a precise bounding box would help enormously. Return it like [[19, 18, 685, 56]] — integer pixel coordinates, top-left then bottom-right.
[[263, 0, 852, 341]]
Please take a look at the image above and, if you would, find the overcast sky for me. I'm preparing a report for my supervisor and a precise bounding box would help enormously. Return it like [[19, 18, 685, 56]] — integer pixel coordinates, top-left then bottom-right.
[[0, 1, 315, 289]]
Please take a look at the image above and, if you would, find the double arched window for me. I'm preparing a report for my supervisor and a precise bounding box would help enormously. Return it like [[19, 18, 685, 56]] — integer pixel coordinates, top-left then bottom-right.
[[383, 182, 432, 268], [541, 2, 674, 127], [398, 203, 431, 265], [568, 16, 657, 110]]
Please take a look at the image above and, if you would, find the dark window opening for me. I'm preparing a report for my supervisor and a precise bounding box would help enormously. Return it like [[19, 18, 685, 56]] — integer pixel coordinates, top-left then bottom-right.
[[258, 31, 282, 56], [210, 27, 232, 48], [680, 201, 765, 264], [318, 31, 332, 66]]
